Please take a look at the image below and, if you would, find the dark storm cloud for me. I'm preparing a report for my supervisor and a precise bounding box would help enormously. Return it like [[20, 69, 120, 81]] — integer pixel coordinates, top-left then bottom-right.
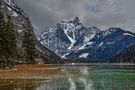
[[14, 0, 135, 34]]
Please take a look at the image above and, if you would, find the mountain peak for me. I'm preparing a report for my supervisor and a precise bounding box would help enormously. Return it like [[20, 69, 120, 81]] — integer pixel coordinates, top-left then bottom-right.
[[72, 16, 80, 23], [108, 27, 124, 32], [61, 16, 80, 24], [89, 26, 101, 31]]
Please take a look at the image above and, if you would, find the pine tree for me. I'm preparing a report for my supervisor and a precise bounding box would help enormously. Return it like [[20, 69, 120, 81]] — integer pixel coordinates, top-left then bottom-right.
[[5, 16, 17, 66], [0, 12, 7, 67], [22, 24, 36, 64], [0, 13, 17, 68]]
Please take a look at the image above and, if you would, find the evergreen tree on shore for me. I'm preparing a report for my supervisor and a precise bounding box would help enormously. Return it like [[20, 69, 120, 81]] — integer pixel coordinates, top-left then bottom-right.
[[0, 13, 7, 61], [22, 24, 36, 64], [6, 16, 17, 64], [0, 13, 17, 68]]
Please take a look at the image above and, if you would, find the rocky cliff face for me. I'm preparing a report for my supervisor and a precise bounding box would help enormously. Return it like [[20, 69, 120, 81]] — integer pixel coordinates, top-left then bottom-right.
[[0, 0, 63, 64], [38, 17, 135, 61]]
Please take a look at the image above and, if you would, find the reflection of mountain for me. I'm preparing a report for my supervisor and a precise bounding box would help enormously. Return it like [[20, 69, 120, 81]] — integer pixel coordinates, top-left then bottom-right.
[[79, 66, 94, 90], [69, 77, 76, 90], [38, 17, 135, 61]]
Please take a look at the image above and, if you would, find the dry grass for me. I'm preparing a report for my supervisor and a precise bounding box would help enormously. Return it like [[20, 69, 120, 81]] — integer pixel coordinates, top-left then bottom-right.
[[0, 64, 62, 79]]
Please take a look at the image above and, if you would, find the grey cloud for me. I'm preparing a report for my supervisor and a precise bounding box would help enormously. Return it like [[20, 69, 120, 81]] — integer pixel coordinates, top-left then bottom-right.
[[14, 0, 135, 34]]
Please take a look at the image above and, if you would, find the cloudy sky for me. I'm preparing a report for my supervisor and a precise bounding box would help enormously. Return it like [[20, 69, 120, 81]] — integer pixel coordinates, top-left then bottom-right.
[[14, 0, 135, 34]]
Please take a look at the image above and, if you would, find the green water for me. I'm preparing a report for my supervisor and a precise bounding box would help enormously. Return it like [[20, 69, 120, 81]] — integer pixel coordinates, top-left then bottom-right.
[[0, 65, 135, 90]]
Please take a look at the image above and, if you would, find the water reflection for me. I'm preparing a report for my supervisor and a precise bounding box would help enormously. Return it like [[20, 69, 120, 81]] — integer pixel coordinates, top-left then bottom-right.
[[69, 77, 76, 90], [0, 65, 135, 90], [79, 78, 94, 90], [79, 66, 94, 90], [80, 66, 89, 76]]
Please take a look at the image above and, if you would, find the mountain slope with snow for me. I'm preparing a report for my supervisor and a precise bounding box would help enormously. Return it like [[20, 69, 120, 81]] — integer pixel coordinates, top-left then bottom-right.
[[38, 17, 135, 61], [0, 0, 63, 64]]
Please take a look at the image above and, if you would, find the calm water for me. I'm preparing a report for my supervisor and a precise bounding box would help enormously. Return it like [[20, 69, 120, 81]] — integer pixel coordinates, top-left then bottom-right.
[[0, 65, 135, 90]]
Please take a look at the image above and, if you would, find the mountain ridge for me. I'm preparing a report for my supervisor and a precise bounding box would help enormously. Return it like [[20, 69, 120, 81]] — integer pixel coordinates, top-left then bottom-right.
[[38, 17, 135, 61]]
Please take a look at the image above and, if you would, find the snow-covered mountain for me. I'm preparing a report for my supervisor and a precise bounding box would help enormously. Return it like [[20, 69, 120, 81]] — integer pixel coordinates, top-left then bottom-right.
[[38, 17, 135, 61]]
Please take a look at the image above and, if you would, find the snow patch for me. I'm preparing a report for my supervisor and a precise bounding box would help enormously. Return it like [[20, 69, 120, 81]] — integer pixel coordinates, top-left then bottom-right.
[[79, 53, 89, 58], [103, 30, 112, 37], [63, 22, 76, 49], [78, 42, 93, 50], [55, 50, 59, 53], [84, 34, 95, 42], [40, 41, 44, 45], [87, 42, 93, 45], [84, 37, 90, 42], [7, 7, 18, 17], [106, 42, 112, 45], [98, 42, 104, 47], [79, 44, 86, 50], [76, 24, 82, 29], [8, 7, 12, 11], [18, 30, 23, 33], [62, 53, 70, 59], [12, 12, 18, 17], [123, 33, 134, 37]]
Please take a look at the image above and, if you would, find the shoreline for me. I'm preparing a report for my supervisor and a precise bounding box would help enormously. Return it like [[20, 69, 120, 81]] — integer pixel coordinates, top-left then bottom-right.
[[0, 64, 63, 79], [0, 63, 135, 79], [60, 63, 135, 66]]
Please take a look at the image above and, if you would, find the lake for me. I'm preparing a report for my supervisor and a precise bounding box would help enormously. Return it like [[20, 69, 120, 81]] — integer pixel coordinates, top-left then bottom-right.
[[0, 64, 135, 90]]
